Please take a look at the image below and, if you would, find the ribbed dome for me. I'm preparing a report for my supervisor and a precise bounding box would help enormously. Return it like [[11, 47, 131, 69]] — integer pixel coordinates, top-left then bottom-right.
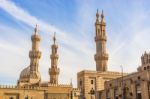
[[18, 66, 41, 86], [20, 66, 30, 79]]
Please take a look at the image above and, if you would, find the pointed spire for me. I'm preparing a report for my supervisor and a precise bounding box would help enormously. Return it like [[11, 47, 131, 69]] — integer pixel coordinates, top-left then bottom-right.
[[70, 78, 73, 86], [34, 24, 39, 35], [101, 10, 105, 22], [144, 51, 147, 55], [96, 9, 99, 21], [53, 32, 56, 44]]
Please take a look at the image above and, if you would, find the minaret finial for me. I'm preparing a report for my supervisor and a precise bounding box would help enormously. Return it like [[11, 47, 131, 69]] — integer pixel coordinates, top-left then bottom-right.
[[53, 32, 56, 44], [96, 9, 99, 20], [70, 78, 73, 86], [144, 51, 147, 55], [101, 10, 104, 21], [34, 24, 38, 35]]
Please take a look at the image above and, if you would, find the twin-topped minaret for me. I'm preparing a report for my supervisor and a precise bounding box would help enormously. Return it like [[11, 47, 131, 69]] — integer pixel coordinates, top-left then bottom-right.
[[49, 33, 60, 84], [94, 10, 109, 72]]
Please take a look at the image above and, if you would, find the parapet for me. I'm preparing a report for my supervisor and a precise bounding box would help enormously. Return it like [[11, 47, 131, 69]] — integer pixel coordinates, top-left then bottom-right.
[[72, 88, 80, 91], [0, 84, 46, 90], [0, 85, 17, 89], [48, 83, 72, 87], [40, 82, 72, 88]]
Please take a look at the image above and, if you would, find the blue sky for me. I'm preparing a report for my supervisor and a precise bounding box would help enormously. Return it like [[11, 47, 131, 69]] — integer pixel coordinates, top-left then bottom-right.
[[0, 0, 150, 87]]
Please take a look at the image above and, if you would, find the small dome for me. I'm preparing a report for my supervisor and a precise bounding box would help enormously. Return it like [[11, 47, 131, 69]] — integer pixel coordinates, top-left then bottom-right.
[[18, 66, 41, 86], [19, 66, 30, 79]]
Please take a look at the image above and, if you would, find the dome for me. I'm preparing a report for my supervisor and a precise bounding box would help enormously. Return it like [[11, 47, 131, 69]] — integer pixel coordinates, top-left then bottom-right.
[[18, 66, 41, 85], [19, 66, 30, 80]]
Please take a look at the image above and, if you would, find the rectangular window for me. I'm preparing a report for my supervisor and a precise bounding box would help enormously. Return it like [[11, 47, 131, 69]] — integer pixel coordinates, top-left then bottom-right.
[[106, 90, 110, 99], [91, 80, 93, 84], [98, 29, 100, 34], [114, 89, 118, 99], [136, 85, 142, 99], [80, 80, 82, 86]]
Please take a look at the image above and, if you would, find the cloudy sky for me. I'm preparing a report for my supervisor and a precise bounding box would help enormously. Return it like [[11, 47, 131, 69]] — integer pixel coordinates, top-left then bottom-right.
[[0, 0, 150, 87]]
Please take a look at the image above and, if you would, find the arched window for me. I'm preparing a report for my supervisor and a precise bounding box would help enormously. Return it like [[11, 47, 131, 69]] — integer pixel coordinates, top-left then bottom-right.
[[91, 80, 94, 84], [106, 90, 110, 99], [130, 79, 133, 83], [80, 80, 82, 86], [136, 84, 141, 99], [97, 29, 100, 36], [138, 76, 141, 80], [114, 88, 119, 99], [147, 66, 150, 70], [144, 67, 146, 70], [25, 96, 28, 99], [109, 83, 112, 87], [9, 97, 13, 99]]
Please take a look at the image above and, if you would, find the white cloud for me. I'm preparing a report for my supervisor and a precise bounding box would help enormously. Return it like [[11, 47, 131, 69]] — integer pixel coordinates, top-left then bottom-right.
[[0, 24, 30, 85], [75, 0, 150, 73], [0, 0, 150, 87], [0, 0, 94, 86]]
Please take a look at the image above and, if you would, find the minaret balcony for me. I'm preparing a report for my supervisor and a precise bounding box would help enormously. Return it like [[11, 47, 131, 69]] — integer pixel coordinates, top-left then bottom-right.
[[95, 21, 101, 25], [52, 44, 58, 48], [94, 53, 109, 60], [29, 51, 41, 58], [31, 35, 40, 41], [95, 36, 107, 41], [49, 68, 60, 74], [50, 54, 59, 58]]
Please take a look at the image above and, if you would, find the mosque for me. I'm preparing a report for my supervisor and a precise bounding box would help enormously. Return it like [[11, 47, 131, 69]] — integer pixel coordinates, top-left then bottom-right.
[[0, 10, 149, 99], [0, 25, 80, 99]]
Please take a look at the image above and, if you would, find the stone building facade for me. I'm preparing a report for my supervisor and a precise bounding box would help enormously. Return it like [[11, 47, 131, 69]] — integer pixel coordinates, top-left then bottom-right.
[[100, 52, 150, 99], [77, 70, 125, 99], [0, 84, 80, 99], [0, 10, 149, 99], [77, 10, 127, 99], [0, 25, 80, 99]]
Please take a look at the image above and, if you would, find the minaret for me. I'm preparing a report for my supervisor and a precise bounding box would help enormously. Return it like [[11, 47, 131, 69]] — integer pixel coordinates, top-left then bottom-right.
[[18, 25, 41, 86], [94, 10, 109, 71], [49, 33, 60, 84], [137, 52, 150, 72], [29, 24, 41, 80]]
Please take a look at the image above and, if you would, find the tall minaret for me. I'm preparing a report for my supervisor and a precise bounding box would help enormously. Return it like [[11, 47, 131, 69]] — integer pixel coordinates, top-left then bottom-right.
[[49, 33, 60, 84], [94, 10, 109, 71], [18, 25, 41, 86], [29, 25, 41, 81]]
